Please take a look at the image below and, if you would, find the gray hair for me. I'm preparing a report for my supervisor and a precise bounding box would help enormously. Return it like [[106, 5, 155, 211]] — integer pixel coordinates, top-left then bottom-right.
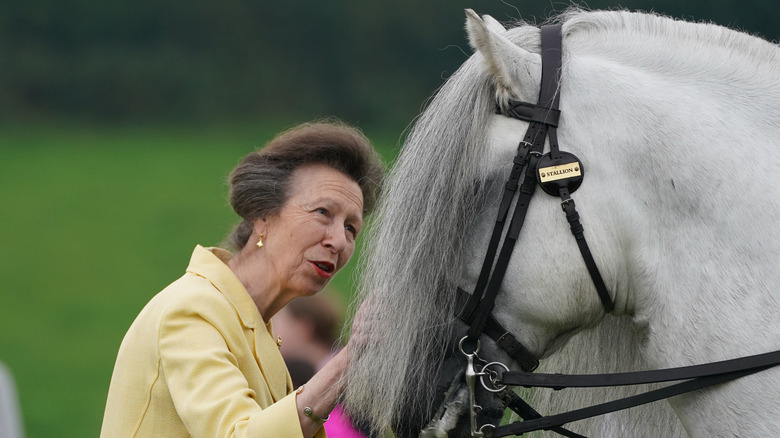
[[228, 119, 384, 250], [342, 42, 501, 432]]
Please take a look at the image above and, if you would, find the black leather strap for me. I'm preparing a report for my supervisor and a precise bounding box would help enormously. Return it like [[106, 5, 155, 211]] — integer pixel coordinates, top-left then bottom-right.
[[504, 101, 561, 126], [492, 366, 771, 437], [540, 24, 564, 163], [560, 192, 615, 312], [544, 22, 613, 311], [501, 349, 780, 388], [463, 24, 564, 347], [459, 142, 531, 324], [501, 390, 586, 438], [457, 288, 539, 372]]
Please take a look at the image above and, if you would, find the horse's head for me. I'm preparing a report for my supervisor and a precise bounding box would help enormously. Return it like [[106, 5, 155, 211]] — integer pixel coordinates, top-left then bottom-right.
[[390, 13, 620, 437]]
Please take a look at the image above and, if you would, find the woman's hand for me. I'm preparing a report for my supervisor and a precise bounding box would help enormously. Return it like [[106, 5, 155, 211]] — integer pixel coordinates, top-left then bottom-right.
[[294, 346, 349, 438]]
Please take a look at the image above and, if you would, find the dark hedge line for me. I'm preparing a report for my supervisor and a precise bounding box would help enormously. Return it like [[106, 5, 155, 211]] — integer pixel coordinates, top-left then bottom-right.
[[1, 0, 777, 125]]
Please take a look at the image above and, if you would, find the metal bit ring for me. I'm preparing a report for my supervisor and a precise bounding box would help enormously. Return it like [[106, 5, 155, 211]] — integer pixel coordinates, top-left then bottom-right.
[[479, 362, 510, 393], [458, 336, 481, 357]]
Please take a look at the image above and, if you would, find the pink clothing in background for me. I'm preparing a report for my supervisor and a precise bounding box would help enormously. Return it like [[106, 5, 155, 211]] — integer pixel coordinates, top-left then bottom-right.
[[324, 404, 366, 438]]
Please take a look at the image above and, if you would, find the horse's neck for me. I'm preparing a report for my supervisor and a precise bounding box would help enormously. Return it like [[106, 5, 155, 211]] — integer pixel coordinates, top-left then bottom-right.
[[564, 23, 780, 364], [526, 315, 688, 437], [553, 25, 780, 433], [567, 17, 780, 137]]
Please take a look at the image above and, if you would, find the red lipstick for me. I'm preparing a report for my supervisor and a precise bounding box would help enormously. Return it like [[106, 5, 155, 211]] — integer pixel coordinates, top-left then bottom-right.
[[311, 261, 335, 278]]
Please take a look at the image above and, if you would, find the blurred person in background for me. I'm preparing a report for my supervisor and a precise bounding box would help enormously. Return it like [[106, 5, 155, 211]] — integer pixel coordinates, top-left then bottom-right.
[[0, 361, 25, 438], [100, 120, 383, 438], [273, 293, 369, 438]]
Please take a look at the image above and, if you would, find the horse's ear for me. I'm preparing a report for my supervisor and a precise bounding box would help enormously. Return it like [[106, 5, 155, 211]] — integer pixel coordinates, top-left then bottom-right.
[[465, 9, 540, 104], [481, 14, 506, 34]]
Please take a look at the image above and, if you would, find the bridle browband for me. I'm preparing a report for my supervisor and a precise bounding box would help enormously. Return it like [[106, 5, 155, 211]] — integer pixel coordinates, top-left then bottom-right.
[[451, 23, 780, 438]]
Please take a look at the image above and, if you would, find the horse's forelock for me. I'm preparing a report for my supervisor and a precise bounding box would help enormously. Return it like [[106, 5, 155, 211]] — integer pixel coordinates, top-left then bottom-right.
[[341, 49, 501, 433]]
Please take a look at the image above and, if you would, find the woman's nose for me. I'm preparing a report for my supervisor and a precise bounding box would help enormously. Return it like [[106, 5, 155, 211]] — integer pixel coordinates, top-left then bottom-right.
[[323, 225, 348, 253]]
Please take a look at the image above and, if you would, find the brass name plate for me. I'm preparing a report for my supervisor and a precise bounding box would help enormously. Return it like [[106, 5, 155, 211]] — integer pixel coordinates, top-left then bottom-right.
[[538, 162, 581, 183]]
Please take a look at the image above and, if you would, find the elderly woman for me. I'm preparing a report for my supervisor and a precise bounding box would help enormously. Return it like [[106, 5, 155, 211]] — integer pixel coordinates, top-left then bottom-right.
[[100, 120, 384, 438]]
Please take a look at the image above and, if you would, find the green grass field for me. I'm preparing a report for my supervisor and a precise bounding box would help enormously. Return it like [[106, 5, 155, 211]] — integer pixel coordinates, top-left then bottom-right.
[[0, 121, 399, 437]]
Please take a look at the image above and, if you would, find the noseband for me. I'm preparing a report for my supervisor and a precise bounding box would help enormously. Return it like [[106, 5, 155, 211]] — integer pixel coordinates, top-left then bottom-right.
[[449, 24, 780, 438]]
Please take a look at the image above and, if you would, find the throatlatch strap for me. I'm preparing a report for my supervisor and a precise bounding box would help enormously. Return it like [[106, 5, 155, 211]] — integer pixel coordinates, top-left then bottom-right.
[[560, 191, 614, 312]]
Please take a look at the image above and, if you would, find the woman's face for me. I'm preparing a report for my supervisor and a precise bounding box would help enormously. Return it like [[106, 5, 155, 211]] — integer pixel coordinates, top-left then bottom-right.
[[261, 164, 364, 298]]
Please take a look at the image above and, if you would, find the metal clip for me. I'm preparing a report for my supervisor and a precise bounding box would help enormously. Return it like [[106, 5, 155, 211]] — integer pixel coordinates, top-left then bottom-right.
[[459, 337, 486, 437]]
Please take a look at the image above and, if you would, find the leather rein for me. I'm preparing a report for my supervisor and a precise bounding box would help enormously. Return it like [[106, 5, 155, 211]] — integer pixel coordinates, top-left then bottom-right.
[[452, 24, 780, 437]]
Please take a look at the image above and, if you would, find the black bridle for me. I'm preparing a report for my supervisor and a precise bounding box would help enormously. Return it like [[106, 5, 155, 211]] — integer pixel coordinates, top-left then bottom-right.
[[451, 23, 780, 437]]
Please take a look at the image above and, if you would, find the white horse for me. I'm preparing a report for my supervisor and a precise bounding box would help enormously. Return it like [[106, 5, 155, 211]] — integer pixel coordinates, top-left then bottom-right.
[[344, 8, 780, 437]]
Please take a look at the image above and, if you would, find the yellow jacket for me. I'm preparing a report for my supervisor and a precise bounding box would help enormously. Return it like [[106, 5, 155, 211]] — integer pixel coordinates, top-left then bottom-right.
[[100, 245, 326, 438]]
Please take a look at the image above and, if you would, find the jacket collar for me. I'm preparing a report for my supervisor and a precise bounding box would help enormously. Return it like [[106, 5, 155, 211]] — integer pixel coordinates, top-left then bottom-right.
[[185, 245, 263, 329]]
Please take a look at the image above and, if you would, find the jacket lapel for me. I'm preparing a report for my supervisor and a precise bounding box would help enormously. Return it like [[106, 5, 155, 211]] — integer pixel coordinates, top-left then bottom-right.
[[252, 321, 290, 401], [187, 245, 290, 401]]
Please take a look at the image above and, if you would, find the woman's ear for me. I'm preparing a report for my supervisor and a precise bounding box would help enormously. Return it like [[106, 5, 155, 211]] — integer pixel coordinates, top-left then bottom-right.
[[252, 217, 268, 234], [251, 218, 268, 249]]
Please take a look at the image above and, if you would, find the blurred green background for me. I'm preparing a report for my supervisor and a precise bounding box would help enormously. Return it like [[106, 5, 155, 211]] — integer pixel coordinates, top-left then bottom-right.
[[1, 1, 778, 436]]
